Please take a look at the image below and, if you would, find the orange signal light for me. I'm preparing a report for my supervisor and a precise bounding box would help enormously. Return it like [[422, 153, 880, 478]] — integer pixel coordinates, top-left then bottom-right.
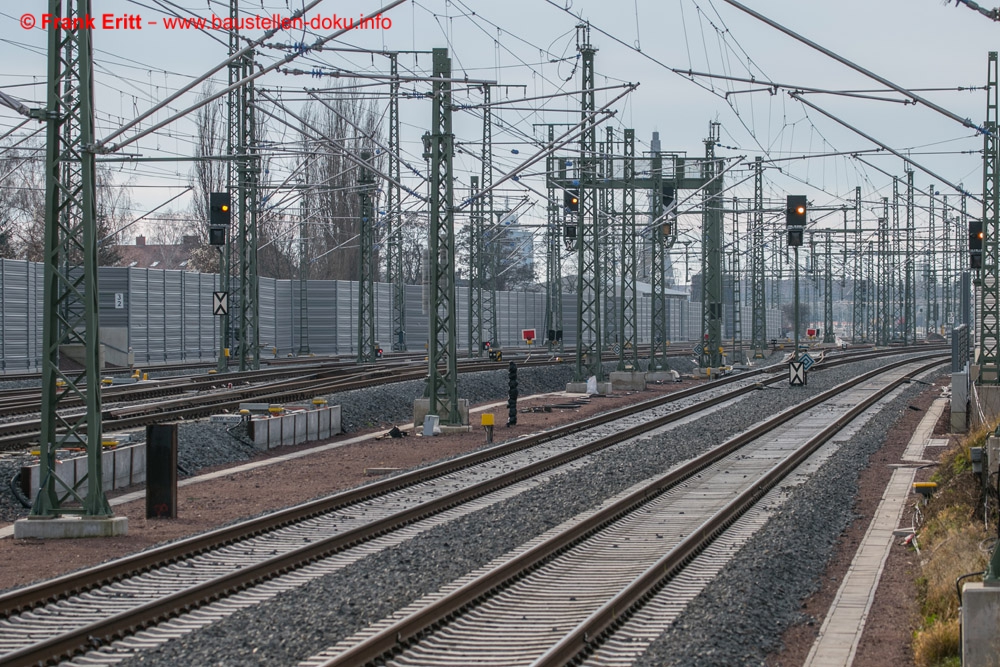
[[795, 205, 805, 215], [221, 205, 229, 212]]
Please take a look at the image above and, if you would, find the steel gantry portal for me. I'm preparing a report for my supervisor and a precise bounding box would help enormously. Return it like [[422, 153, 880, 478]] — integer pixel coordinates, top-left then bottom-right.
[[481, 84, 499, 350], [574, 24, 603, 382], [544, 125, 565, 354], [387, 52, 406, 352], [225, 0, 260, 372], [357, 150, 378, 363], [424, 48, 461, 423], [700, 122, 725, 368], [905, 170, 916, 343], [750, 157, 767, 358], [980, 50, 1000, 382], [31, 0, 113, 519], [852, 187, 865, 343], [468, 175, 484, 357], [648, 150, 670, 372], [731, 198, 745, 362], [297, 190, 310, 355], [618, 129, 639, 370], [602, 127, 618, 347], [234, 49, 260, 372], [878, 198, 891, 346]]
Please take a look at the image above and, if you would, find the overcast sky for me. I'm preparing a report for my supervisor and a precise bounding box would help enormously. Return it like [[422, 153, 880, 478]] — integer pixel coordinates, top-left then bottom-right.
[[1, 0, 997, 249]]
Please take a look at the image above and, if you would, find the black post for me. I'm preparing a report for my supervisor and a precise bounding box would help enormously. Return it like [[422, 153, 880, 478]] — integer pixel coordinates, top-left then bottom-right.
[[146, 423, 178, 519], [507, 361, 518, 426]]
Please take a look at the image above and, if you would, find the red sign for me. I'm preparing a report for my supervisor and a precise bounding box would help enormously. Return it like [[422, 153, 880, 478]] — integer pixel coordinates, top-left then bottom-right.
[[522, 329, 536, 342], [806, 328, 817, 337]]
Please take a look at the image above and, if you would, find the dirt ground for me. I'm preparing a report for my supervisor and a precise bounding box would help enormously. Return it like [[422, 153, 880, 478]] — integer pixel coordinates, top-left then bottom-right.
[[1, 375, 949, 667], [767, 376, 953, 667], [0, 381, 687, 592]]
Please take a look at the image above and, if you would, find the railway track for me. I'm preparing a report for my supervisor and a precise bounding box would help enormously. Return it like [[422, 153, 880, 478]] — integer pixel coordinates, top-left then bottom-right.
[[0, 347, 942, 666], [307, 354, 944, 667], [0, 355, 568, 450], [0, 342, 756, 450]]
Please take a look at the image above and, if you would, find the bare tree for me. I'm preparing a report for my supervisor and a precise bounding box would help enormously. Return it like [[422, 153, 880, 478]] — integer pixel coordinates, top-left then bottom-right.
[[0, 137, 132, 264], [95, 166, 133, 265], [190, 84, 226, 234], [0, 143, 44, 259], [299, 88, 386, 281], [181, 84, 228, 274]]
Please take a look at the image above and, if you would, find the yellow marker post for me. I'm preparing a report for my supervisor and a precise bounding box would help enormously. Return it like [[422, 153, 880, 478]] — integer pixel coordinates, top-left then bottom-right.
[[481, 413, 495, 444], [913, 481, 937, 505]]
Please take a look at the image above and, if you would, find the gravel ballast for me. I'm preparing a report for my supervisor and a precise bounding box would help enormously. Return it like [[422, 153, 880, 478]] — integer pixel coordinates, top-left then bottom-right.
[[113, 354, 942, 667], [0, 358, 690, 523]]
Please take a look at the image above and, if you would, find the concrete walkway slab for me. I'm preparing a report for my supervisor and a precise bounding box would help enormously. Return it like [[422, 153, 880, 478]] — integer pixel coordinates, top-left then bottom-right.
[[802, 393, 947, 667]]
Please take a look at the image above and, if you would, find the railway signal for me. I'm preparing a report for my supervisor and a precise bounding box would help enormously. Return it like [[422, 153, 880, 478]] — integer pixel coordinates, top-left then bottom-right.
[[208, 192, 230, 246], [786, 195, 806, 247], [970, 218, 983, 269], [563, 189, 579, 212]]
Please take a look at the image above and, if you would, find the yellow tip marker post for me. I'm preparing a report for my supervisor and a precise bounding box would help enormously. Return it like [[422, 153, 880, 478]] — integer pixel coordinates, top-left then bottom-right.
[[913, 481, 937, 505], [481, 413, 495, 444]]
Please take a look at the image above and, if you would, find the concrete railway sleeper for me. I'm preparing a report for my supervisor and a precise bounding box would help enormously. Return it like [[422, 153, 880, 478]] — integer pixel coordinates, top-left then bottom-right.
[[0, 349, 941, 666], [307, 355, 945, 667]]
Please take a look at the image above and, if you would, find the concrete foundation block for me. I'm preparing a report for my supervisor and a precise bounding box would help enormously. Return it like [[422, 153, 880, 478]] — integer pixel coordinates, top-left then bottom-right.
[[250, 417, 268, 449], [988, 436, 1000, 478], [293, 413, 307, 445], [306, 410, 319, 440], [413, 398, 470, 428], [610, 371, 646, 391], [280, 414, 294, 446], [973, 383, 1000, 428], [439, 424, 472, 434], [962, 581, 1000, 666], [14, 515, 128, 539], [249, 405, 339, 450], [268, 418, 281, 448], [646, 370, 680, 383], [952, 372, 969, 432], [319, 407, 330, 439], [951, 411, 968, 433], [60, 343, 105, 370], [328, 405, 341, 437]]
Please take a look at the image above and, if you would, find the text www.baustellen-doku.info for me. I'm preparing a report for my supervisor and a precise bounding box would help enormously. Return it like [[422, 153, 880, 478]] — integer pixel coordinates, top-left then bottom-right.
[[18, 11, 393, 32]]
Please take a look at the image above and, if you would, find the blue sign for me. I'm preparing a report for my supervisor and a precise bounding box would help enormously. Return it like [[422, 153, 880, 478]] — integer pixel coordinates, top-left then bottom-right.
[[799, 352, 815, 372]]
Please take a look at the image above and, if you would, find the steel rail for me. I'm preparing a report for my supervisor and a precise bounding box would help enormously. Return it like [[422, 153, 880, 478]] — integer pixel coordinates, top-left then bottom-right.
[[0, 349, 936, 666], [532, 355, 946, 665], [316, 354, 945, 667], [0, 346, 925, 619], [0, 357, 562, 449], [0, 363, 765, 621]]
